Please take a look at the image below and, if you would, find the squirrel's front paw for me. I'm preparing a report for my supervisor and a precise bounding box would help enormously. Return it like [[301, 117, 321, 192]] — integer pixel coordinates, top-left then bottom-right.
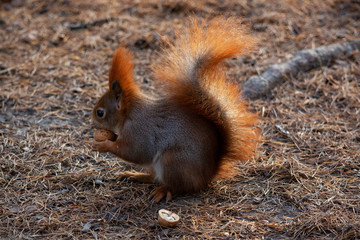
[[92, 140, 112, 153]]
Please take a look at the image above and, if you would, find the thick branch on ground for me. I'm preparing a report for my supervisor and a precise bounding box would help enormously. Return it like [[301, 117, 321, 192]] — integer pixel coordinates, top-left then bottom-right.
[[242, 40, 360, 100]]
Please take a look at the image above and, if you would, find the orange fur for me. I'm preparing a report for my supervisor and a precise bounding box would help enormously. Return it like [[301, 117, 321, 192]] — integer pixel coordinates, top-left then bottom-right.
[[153, 17, 260, 178], [109, 47, 140, 103]]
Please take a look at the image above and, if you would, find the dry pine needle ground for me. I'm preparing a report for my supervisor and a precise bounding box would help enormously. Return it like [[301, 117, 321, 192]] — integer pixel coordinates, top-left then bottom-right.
[[0, 0, 359, 239]]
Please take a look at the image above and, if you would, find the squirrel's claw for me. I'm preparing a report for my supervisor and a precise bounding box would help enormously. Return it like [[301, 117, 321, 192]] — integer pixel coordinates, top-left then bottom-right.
[[149, 186, 172, 203]]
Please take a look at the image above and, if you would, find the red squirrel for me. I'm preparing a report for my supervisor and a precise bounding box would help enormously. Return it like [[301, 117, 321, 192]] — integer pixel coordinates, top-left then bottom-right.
[[92, 17, 260, 202]]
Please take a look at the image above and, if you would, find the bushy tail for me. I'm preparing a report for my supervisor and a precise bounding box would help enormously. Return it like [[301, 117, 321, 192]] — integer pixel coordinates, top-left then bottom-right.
[[153, 17, 260, 177]]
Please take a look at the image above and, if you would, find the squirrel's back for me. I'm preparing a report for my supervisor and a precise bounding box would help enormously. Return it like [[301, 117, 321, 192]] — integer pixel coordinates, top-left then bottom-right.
[[153, 17, 260, 177]]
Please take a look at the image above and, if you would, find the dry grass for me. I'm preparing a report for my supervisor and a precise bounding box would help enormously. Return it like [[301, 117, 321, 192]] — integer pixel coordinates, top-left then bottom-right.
[[0, 0, 359, 239]]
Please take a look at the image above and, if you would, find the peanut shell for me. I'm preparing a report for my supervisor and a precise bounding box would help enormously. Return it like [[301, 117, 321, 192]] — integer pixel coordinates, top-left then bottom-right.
[[158, 209, 180, 227], [94, 129, 116, 142]]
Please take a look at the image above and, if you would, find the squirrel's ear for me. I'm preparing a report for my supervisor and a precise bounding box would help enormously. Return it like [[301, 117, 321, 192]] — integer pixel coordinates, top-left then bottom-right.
[[111, 80, 122, 109]]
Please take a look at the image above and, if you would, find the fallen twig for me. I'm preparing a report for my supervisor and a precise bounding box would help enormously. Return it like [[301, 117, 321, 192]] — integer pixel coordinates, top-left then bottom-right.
[[69, 17, 116, 30], [242, 40, 360, 100], [0, 67, 15, 75]]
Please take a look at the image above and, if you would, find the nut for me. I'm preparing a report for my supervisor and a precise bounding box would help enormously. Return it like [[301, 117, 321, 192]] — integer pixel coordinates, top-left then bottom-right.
[[158, 209, 180, 227], [94, 129, 116, 142]]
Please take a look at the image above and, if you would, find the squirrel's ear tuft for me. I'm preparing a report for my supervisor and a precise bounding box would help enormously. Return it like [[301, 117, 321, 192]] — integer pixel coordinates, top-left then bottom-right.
[[108, 47, 139, 101], [109, 47, 134, 90]]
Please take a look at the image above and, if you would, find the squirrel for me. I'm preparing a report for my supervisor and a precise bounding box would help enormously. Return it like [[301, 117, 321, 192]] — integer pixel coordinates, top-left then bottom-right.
[[92, 17, 260, 202]]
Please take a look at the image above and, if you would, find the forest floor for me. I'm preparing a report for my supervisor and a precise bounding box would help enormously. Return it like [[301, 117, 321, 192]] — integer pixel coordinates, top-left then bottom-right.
[[0, 0, 359, 239]]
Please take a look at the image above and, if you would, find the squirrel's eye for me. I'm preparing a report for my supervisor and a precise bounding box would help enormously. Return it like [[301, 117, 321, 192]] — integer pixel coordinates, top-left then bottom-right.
[[96, 109, 105, 118]]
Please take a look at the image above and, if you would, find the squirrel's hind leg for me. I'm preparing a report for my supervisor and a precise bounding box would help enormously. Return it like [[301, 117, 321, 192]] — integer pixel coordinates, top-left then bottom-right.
[[149, 186, 172, 203], [149, 148, 213, 202], [119, 171, 172, 202]]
